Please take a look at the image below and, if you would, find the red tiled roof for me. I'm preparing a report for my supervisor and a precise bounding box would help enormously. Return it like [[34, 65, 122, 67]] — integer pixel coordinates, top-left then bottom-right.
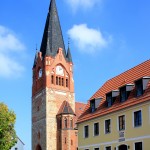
[[77, 59, 150, 123], [75, 102, 86, 124]]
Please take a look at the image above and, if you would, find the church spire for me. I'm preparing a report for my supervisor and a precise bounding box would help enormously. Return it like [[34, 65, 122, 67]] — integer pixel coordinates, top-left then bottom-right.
[[66, 39, 73, 63], [40, 0, 66, 59]]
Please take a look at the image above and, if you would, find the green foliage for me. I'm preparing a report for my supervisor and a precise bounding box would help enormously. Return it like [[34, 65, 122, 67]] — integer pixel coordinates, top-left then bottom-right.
[[0, 103, 17, 150]]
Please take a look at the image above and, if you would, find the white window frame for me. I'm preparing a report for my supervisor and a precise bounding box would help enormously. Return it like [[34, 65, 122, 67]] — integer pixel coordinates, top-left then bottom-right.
[[104, 118, 111, 134], [93, 122, 100, 136], [134, 141, 143, 150], [117, 114, 126, 131], [83, 125, 89, 138], [105, 145, 112, 150], [132, 109, 142, 128]]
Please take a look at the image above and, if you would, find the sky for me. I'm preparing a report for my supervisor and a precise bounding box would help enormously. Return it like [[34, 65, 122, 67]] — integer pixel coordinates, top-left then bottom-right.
[[0, 0, 150, 149]]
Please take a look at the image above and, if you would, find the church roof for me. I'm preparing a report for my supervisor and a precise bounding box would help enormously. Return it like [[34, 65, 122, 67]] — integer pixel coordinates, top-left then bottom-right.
[[57, 101, 75, 115], [40, 0, 66, 59], [77, 59, 150, 124]]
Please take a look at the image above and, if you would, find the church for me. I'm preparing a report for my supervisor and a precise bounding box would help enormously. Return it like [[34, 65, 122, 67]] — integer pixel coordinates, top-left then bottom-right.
[[32, 0, 86, 150]]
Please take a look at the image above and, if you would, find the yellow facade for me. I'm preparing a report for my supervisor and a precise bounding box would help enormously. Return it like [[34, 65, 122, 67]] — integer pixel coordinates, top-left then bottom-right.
[[78, 101, 150, 150]]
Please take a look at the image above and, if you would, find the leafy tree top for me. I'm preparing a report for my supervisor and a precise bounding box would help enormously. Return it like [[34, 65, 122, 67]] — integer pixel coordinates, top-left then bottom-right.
[[0, 102, 17, 150]]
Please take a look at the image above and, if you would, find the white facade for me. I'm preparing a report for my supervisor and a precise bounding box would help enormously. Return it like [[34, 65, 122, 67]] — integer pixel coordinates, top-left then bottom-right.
[[11, 137, 24, 150]]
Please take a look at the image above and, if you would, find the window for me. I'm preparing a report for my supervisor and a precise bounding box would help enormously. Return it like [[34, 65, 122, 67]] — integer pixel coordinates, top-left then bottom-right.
[[106, 93, 113, 107], [84, 125, 89, 138], [65, 119, 67, 128], [62, 78, 64, 86], [71, 140, 73, 145], [66, 79, 68, 87], [94, 122, 99, 136], [135, 80, 143, 97], [105, 119, 111, 134], [94, 148, 99, 150], [119, 115, 125, 130], [59, 77, 61, 85], [90, 100, 96, 112], [38, 69, 42, 78], [51, 75, 54, 84], [134, 110, 142, 127], [106, 93, 115, 107], [56, 77, 58, 85], [65, 137, 66, 144], [70, 119, 73, 128], [120, 86, 127, 102], [106, 146, 111, 150], [135, 142, 142, 150], [15, 148, 18, 150]]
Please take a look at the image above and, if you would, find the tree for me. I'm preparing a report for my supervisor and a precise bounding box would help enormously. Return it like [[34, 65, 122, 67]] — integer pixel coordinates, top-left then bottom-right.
[[0, 102, 17, 150]]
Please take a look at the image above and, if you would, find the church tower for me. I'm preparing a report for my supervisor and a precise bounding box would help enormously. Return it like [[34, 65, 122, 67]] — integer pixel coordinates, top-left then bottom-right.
[[32, 0, 77, 149]]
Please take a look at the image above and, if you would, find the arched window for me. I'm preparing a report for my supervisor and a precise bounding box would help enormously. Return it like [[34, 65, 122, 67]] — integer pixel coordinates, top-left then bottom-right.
[[51, 75, 54, 84], [64, 119, 67, 128], [59, 118, 62, 129], [38, 68, 42, 78], [36, 144, 42, 150]]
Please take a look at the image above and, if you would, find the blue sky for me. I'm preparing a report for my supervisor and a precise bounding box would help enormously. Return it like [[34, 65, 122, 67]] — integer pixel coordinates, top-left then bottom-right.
[[0, 0, 150, 149]]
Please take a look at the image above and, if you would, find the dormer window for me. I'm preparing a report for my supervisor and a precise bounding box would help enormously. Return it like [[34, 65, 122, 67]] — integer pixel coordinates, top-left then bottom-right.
[[120, 84, 134, 102], [136, 79, 143, 97], [106, 90, 119, 107], [135, 77, 150, 97], [90, 98, 102, 113]]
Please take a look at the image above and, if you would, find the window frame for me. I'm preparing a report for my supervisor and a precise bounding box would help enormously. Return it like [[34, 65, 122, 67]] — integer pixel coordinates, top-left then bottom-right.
[[93, 122, 99, 136], [105, 146, 112, 150], [118, 115, 125, 131], [133, 109, 142, 128], [105, 119, 111, 134], [134, 141, 143, 150], [135, 79, 143, 97], [83, 125, 89, 138]]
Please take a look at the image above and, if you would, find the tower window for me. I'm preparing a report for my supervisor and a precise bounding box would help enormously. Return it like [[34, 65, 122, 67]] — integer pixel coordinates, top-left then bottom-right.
[[56, 77, 58, 85], [66, 79, 68, 87], [62, 78, 64, 86], [51, 75, 54, 84], [59, 77, 61, 85], [65, 119, 67, 128], [65, 137, 66, 144], [71, 140, 73, 145], [38, 69, 42, 78], [70, 119, 73, 128]]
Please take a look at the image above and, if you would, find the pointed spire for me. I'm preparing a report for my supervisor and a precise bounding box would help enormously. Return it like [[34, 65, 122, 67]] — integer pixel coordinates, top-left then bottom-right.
[[40, 0, 66, 59], [33, 48, 38, 68], [66, 38, 73, 63]]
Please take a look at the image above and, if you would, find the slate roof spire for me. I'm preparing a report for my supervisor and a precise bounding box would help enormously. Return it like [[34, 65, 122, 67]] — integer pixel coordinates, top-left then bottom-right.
[[40, 0, 66, 58], [66, 40, 73, 63]]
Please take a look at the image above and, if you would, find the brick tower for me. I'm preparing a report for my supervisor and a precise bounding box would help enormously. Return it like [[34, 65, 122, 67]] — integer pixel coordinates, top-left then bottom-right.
[[32, 0, 77, 149]]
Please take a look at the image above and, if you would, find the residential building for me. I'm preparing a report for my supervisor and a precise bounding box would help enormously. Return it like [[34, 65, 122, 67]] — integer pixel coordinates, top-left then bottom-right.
[[10, 137, 24, 150], [77, 60, 150, 150], [32, 0, 86, 150]]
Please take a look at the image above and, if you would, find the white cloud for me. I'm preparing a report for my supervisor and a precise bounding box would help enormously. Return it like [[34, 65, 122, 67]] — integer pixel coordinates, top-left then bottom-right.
[[0, 25, 25, 78], [65, 0, 100, 12], [68, 24, 110, 54]]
